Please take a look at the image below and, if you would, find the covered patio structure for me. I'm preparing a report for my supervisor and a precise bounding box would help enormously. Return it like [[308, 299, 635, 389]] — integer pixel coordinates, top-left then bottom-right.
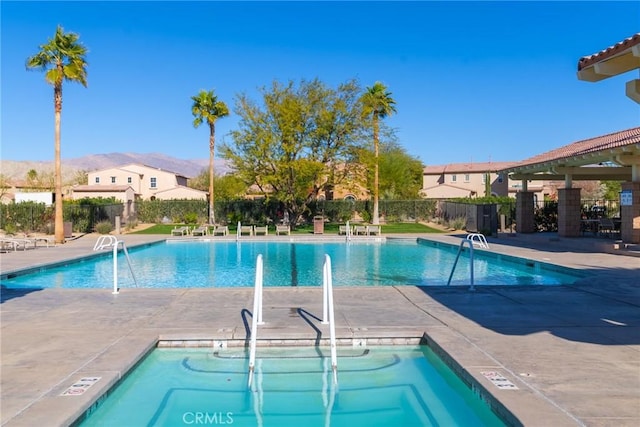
[[503, 33, 640, 244], [503, 127, 640, 243]]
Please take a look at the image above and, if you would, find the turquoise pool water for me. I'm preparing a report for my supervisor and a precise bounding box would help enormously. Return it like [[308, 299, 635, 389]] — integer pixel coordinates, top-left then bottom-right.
[[2, 239, 579, 289], [78, 346, 507, 426]]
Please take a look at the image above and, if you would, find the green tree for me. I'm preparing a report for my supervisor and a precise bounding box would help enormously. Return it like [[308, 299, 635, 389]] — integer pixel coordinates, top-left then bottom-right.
[[191, 89, 229, 224], [26, 169, 39, 188], [188, 169, 248, 200], [602, 180, 622, 200], [26, 25, 88, 244], [222, 78, 366, 227], [361, 82, 396, 224], [0, 174, 10, 201], [357, 141, 422, 201], [378, 144, 423, 200], [70, 169, 89, 186]]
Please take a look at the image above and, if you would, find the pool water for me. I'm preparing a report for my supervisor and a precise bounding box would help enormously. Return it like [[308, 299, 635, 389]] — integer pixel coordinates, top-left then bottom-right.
[[78, 346, 507, 426], [2, 239, 579, 289]]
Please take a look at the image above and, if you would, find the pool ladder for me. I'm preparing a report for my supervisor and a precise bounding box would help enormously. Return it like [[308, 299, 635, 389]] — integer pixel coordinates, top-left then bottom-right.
[[447, 238, 477, 291], [93, 236, 138, 294], [247, 254, 338, 388], [466, 233, 490, 249]]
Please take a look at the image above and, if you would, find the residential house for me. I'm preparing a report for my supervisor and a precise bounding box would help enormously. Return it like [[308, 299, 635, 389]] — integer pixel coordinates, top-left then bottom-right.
[[421, 162, 545, 202], [82, 163, 207, 201], [70, 164, 207, 221]]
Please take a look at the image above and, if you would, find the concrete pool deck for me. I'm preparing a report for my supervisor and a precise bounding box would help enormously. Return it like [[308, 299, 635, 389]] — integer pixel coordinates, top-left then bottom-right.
[[0, 232, 638, 426]]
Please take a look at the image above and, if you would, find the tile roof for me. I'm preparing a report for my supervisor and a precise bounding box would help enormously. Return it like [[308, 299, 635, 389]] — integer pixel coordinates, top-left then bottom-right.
[[423, 161, 517, 174], [578, 33, 640, 71], [72, 185, 134, 192], [505, 127, 640, 171]]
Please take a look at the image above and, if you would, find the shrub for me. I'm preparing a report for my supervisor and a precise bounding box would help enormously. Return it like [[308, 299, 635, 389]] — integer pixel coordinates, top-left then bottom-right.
[[125, 219, 139, 232], [448, 216, 466, 230], [94, 220, 113, 234], [183, 212, 199, 224]]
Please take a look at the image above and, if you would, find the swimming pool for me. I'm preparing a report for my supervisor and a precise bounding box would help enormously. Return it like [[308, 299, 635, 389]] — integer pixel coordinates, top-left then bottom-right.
[[1, 238, 580, 289], [77, 345, 507, 426]]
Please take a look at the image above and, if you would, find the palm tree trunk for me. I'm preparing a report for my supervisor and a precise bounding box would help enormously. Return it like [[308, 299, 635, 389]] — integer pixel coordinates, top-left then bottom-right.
[[372, 114, 380, 225], [208, 123, 216, 225], [54, 84, 64, 244]]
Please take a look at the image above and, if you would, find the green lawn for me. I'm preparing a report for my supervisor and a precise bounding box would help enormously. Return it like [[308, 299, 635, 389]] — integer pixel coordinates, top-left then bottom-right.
[[131, 222, 442, 235]]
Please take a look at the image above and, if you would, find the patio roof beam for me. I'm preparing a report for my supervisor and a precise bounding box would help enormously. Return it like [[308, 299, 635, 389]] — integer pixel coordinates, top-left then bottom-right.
[[552, 166, 632, 176], [511, 172, 632, 181]]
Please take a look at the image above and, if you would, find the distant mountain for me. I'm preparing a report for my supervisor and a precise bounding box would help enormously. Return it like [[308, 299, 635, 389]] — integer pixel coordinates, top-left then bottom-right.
[[1, 152, 230, 181]]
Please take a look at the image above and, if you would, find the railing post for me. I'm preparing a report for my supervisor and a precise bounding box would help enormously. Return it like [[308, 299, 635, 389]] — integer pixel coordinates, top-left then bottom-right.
[[248, 254, 264, 388], [112, 242, 119, 294], [447, 239, 475, 291], [323, 254, 338, 386]]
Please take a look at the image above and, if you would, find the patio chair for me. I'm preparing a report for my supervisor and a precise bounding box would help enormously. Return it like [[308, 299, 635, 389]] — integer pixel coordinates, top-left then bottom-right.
[[275, 224, 290, 235], [212, 225, 229, 236], [598, 218, 616, 238], [171, 226, 190, 236], [0, 237, 36, 251], [240, 225, 254, 236], [0, 238, 20, 252], [192, 225, 209, 237], [254, 225, 268, 236], [367, 225, 382, 236], [354, 225, 368, 236], [338, 225, 351, 235]]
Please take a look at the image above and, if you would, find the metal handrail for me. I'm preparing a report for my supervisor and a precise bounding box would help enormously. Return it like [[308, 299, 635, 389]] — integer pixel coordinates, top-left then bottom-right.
[[447, 239, 475, 291], [322, 254, 338, 386], [93, 237, 137, 294], [93, 235, 117, 251], [248, 254, 264, 388], [466, 233, 489, 249]]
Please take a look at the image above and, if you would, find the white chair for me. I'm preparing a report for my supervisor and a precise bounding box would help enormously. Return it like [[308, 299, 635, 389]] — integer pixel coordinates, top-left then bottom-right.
[[212, 225, 229, 236], [367, 225, 382, 236], [354, 225, 368, 236], [171, 226, 190, 236], [254, 225, 268, 236], [192, 225, 209, 236], [338, 225, 351, 235], [240, 225, 254, 236], [276, 225, 290, 235]]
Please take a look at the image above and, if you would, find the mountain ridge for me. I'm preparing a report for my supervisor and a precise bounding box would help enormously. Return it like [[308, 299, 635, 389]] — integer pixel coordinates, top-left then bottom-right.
[[1, 152, 230, 181]]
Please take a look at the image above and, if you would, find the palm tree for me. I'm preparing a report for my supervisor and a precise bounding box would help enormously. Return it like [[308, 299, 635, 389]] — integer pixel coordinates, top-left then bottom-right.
[[191, 90, 229, 225], [361, 82, 396, 225], [26, 25, 88, 244]]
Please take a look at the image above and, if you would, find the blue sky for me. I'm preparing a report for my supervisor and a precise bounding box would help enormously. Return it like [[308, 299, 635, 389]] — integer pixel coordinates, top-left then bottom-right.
[[2, 1, 639, 166]]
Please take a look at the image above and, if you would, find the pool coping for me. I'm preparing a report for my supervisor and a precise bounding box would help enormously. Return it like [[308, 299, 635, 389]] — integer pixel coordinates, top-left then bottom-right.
[[47, 329, 576, 427], [1, 232, 638, 427]]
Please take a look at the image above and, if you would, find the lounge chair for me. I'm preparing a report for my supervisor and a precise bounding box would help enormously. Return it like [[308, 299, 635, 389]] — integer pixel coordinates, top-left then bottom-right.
[[212, 225, 229, 236], [354, 225, 368, 236], [31, 236, 54, 247], [338, 225, 351, 235], [0, 238, 20, 252], [367, 225, 382, 236], [192, 225, 209, 236], [240, 225, 254, 236], [276, 224, 290, 235], [171, 226, 190, 236], [254, 225, 268, 236], [0, 237, 36, 251]]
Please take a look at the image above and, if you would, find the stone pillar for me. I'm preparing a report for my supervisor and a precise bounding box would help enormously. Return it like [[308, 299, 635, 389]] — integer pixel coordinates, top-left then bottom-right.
[[516, 191, 535, 233], [558, 188, 582, 237], [620, 182, 640, 244]]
